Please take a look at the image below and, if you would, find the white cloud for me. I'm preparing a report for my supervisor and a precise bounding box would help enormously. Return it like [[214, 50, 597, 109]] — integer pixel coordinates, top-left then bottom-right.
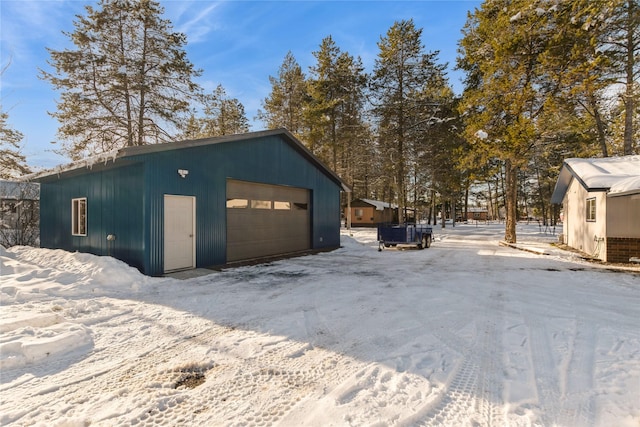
[[168, 2, 222, 43]]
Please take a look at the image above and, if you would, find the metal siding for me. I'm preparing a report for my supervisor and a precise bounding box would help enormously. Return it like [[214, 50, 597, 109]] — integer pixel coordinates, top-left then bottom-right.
[[135, 134, 341, 274], [41, 133, 342, 276], [107, 167, 145, 270], [39, 182, 65, 248], [311, 167, 342, 249], [141, 150, 227, 275], [39, 164, 145, 271]]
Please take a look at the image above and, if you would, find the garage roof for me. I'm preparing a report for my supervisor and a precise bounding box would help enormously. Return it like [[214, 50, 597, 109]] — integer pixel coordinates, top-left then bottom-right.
[[25, 129, 351, 192], [551, 155, 640, 203]]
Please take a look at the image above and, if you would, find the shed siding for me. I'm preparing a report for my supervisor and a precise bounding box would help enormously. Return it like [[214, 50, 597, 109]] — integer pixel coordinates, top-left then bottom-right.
[[563, 178, 607, 260], [605, 195, 640, 263], [606, 195, 640, 238]]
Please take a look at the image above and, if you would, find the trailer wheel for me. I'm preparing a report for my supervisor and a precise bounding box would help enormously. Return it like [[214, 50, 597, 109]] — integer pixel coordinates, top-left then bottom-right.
[[423, 234, 432, 248]]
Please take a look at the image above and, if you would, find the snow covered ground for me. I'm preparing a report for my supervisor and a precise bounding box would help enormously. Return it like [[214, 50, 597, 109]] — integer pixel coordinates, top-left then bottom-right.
[[1, 223, 639, 426]]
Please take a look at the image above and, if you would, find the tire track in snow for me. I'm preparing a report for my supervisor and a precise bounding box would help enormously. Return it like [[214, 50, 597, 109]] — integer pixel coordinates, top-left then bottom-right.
[[416, 290, 505, 426], [1, 299, 228, 426], [523, 308, 598, 427], [523, 310, 564, 426], [558, 319, 597, 427], [475, 290, 505, 426]]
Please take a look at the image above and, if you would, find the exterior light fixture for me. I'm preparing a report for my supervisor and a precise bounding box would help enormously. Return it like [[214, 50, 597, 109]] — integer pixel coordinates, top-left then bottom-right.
[[178, 169, 189, 178]]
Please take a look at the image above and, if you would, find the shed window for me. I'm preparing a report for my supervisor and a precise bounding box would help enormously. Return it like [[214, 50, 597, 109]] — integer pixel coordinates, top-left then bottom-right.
[[586, 197, 596, 222], [355, 208, 364, 217], [72, 198, 87, 236]]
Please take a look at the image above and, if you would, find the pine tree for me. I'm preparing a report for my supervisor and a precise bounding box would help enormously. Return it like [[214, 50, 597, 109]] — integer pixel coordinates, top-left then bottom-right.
[[179, 114, 205, 140], [305, 36, 371, 196], [458, 0, 551, 243], [41, 0, 202, 160], [604, 0, 639, 155], [538, 0, 614, 157], [200, 85, 249, 137], [538, 0, 639, 157], [0, 110, 31, 179], [307, 36, 343, 162], [332, 53, 371, 199], [1, 61, 31, 178], [257, 51, 308, 137], [371, 19, 450, 223]]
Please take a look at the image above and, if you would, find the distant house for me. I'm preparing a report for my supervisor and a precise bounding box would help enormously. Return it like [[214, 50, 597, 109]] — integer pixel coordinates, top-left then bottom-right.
[[30, 129, 349, 275], [464, 207, 489, 221], [345, 199, 398, 227], [551, 155, 640, 263], [0, 180, 40, 247]]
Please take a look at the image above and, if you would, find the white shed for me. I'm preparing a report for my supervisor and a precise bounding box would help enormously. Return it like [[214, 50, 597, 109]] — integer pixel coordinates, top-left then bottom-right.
[[551, 155, 640, 263]]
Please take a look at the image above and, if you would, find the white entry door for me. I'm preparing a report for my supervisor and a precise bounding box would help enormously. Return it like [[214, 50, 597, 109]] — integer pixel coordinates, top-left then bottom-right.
[[164, 195, 196, 272]]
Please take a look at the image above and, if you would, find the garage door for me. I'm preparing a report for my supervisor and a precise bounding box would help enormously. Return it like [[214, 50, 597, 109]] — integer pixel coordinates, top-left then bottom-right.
[[226, 180, 310, 262]]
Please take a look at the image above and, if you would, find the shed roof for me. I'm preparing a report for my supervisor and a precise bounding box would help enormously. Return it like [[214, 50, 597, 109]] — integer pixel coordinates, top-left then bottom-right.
[[551, 155, 640, 203], [25, 129, 351, 192], [357, 199, 398, 211]]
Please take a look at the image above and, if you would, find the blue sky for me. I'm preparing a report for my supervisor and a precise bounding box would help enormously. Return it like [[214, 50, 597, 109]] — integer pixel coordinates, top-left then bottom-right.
[[1, 0, 481, 170]]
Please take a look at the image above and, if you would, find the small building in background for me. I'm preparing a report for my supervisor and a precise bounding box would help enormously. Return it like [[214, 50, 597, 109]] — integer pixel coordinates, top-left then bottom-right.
[[345, 199, 398, 227], [0, 180, 40, 247], [30, 129, 349, 275], [464, 207, 489, 222], [551, 155, 640, 263]]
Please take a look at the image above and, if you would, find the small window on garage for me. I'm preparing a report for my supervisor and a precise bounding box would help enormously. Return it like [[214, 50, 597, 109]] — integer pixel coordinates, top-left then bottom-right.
[[586, 197, 596, 222], [274, 201, 291, 210], [293, 202, 308, 211], [72, 198, 87, 236], [227, 198, 248, 208], [251, 200, 272, 209]]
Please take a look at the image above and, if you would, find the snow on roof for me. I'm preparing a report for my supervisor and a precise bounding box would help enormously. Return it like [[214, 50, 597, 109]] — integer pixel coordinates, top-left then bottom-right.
[[22, 149, 120, 182], [360, 199, 397, 210], [551, 155, 640, 203], [565, 155, 640, 189], [609, 175, 640, 197]]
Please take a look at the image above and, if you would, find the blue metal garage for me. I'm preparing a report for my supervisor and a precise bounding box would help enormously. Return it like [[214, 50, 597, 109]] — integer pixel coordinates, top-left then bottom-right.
[[32, 129, 348, 276]]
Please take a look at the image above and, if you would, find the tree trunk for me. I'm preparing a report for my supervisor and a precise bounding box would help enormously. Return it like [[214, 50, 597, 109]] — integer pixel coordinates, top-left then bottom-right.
[[535, 164, 548, 226], [504, 158, 518, 243], [487, 179, 493, 220], [623, 0, 636, 155], [464, 184, 469, 223], [589, 94, 609, 157], [432, 192, 437, 225]]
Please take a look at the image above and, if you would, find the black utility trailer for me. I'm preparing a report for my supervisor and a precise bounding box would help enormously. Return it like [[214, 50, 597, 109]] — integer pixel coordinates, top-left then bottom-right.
[[377, 223, 433, 251]]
